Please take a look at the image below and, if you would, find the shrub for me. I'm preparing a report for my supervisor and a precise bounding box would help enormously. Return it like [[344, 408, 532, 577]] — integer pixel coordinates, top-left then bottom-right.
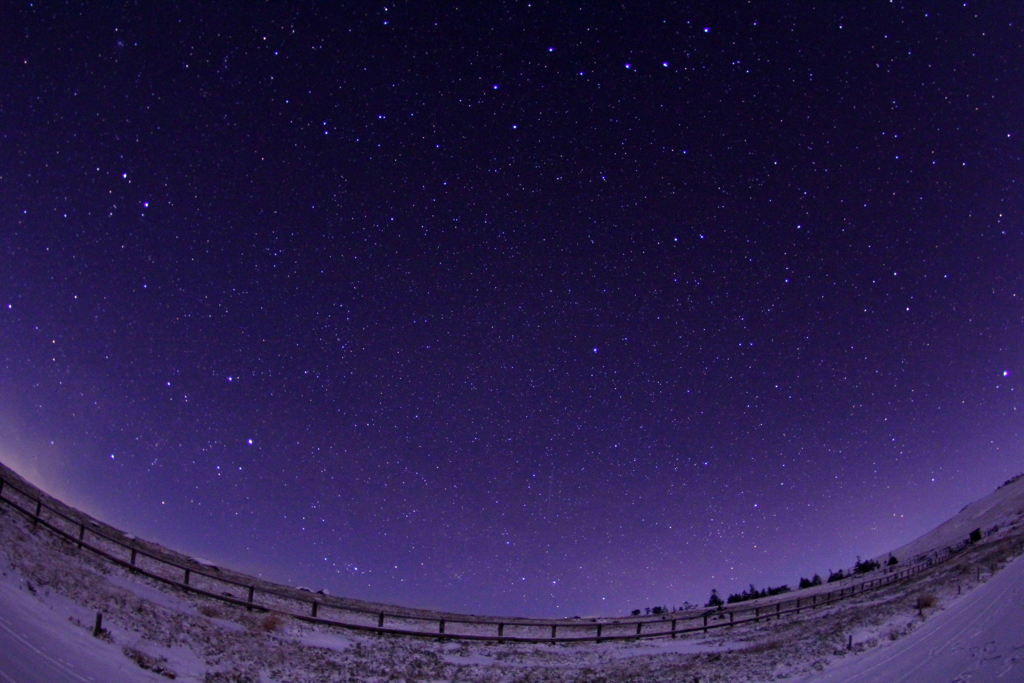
[[915, 594, 936, 611], [706, 589, 724, 608], [887, 555, 899, 566], [631, 609, 641, 616]]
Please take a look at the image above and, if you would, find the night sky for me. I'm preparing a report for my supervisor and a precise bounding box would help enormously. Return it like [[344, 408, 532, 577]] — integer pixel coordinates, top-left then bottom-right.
[[1, 2, 1022, 618]]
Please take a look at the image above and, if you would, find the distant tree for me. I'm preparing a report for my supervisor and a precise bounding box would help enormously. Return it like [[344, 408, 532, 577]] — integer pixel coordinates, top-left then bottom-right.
[[854, 558, 881, 574], [644, 607, 651, 615], [651, 606, 664, 615], [706, 589, 724, 608], [631, 609, 641, 616], [887, 555, 899, 566], [827, 569, 845, 583], [798, 573, 823, 589]]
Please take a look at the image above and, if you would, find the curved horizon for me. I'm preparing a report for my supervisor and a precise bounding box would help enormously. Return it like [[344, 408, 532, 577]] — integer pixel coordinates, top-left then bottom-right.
[[1, 1, 1022, 619]]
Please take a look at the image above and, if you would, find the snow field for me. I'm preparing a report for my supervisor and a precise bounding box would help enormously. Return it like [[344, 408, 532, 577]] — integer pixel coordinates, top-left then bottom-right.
[[3, 465, 1024, 681]]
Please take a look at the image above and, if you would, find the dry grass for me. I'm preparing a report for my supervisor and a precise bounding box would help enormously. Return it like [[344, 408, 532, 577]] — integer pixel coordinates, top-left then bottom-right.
[[260, 613, 284, 632], [915, 593, 937, 610], [199, 605, 220, 618], [123, 647, 177, 679], [744, 639, 784, 653]]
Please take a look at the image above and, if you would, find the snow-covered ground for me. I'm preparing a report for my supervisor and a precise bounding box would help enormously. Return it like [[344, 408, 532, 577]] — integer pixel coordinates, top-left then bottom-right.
[[2, 469, 1024, 682], [0, 571, 172, 683], [797, 550, 1024, 683]]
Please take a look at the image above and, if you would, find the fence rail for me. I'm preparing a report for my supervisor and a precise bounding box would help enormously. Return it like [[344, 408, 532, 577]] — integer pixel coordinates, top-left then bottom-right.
[[0, 470, 961, 643]]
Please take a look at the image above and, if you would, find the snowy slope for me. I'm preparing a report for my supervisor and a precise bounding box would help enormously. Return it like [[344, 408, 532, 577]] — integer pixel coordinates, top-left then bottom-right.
[[0, 572, 171, 683], [799, 550, 1024, 682], [880, 474, 1024, 565]]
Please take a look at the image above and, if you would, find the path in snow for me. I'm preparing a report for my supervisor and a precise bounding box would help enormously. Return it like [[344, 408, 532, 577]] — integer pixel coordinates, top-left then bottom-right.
[[799, 552, 1024, 683], [0, 577, 166, 683]]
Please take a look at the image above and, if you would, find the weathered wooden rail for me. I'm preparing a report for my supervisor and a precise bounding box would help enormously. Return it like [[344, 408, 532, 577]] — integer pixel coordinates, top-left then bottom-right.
[[0, 470, 961, 643]]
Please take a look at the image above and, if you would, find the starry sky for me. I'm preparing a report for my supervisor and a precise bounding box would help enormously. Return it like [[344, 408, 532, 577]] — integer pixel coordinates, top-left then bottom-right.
[[1, 2, 1022, 618]]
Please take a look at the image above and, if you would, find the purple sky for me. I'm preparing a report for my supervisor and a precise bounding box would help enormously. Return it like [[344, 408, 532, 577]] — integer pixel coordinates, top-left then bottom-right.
[[1, 2, 1022, 617]]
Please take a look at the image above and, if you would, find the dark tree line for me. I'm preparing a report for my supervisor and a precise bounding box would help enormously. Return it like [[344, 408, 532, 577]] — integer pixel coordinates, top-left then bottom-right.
[[702, 554, 899, 608], [798, 574, 823, 589], [725, 584, 791, 604], [854, 558, 881, 574]]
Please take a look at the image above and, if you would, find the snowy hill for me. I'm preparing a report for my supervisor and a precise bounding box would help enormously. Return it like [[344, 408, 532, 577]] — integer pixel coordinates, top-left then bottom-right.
[[880, 473, 1024, 565]]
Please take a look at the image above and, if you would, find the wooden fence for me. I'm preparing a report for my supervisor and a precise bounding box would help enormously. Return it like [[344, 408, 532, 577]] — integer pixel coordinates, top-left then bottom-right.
[[0, 471, 961, 643]]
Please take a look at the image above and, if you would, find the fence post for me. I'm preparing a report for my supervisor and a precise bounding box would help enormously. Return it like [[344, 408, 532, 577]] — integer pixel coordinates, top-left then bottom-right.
[[672, 618, 677, 637], [311, 602, 318, 618], [130, 548, 137, 566], [184, 568, 190, 585], [438, 619, 445, 637], [33, 499, 42, 527], [636, 622, 642, 637], [596, 623, 602, 643], [93, 612, 103, 637], [498, 623, 504, 640], [703, 614, 708, 633], [0, 477, 4, 497], [247, 586, 254, 611], [77, 523, 85, 549], [378, 612, 384, 628], [551, 624, 557, 639]]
